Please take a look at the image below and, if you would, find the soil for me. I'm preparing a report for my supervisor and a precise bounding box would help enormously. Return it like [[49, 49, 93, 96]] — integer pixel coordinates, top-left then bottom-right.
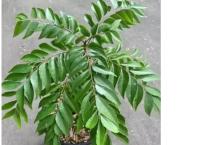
[[60, 140, 91, 145], [60, 128, 90, 145]]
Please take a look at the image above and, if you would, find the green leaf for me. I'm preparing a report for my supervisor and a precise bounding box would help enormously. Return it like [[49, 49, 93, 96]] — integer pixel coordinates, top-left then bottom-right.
[[46, 8, 55, 21], [79, 25, 90, 37], [63, 91, 77, 112], [93, 65, 116, 76], [31, 49, 48, 58], [21, 54, 41, 62], [39, 43, 57, 53], [111, 19, 121, 30], [2, 100, 16, 110], [2, 109, 16, 119], [84, 14, 95, 27], [118, 69, 129, 97], [55, 112, 68, 135], [16, 13, 28, 21], [5, 73, 27, 81], [81, 93, 93, 123], [144, 93, 154, 116], [35, 104, 56, 122], [30, 70, 42, 97], [95, 84, 120, 105], [131, 69, 155, 75], [127, 77, 137, 104], [91, 24, 98, 35], [48, 57, 59, 83], [153, 96, 161, 112], [13, 20, 30, 37], [23, 22, 39, 39], [54, 124, 63, 136], [86, 111, 99, 129], [13, 111, 21, 128], [31, 8, 37, 18], [16, 87, 24, 111], [121, 61, 142, 68], [96, 95, 118, 122], [2, 91, 16, 97], [97, 0, 110, 15], [53, 136, 60, 145], [113, 64, 121, 87], [24, 80, 34, 105], [91, 3, 102, 21], [58, 102, 72, 130], [96, 122, 107, 145], [2, 81, 21, 90], [39, 63, 51, 90], [37, 115, 55, 132], [20, 108, 28, 123], [145, 86, 160, 97], [100, 115, 119, 133], [133, 84, 143, 110], [113, 133, 129, 144], [36, 8, 46, 19], [39, 94, 58, 107], [141, 75, 159, 82], [94, 75, 115, 90], [9, 64, 32, 73]]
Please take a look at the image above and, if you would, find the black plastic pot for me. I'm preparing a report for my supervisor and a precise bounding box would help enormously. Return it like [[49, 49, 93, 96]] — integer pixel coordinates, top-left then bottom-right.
[[60, 140, 91, 145]]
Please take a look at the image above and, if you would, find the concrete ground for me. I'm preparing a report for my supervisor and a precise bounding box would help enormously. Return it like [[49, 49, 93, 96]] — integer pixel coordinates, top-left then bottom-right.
[[2, 0, 160, 145]]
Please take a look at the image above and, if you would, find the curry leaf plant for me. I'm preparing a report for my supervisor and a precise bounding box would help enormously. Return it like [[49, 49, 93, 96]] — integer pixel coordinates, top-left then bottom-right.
[[2, 0, 160, 145]]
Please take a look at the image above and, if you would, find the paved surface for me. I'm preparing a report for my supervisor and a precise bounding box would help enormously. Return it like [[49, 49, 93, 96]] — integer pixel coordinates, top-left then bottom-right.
[[2, 0, 160, 145]]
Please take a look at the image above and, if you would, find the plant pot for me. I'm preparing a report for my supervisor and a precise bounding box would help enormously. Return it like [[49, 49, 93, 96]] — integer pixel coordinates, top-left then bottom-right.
[[60, 140, 91, 145]]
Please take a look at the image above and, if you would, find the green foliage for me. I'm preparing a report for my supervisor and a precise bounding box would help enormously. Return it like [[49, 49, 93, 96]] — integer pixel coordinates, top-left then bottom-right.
[[2, 1, 160, 145]]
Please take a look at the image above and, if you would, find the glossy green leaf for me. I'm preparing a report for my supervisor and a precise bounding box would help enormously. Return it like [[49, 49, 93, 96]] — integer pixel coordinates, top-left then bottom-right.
[[46, 8, 55, 21], [58, 102, 72, 129], [79, 25, 90, 37], [96, 122, 107, 145], [9, 64, 32, 73], [39, 43, 57, 53], [118, 69, 129, 97], [84, 14, 95, 27], [30, 70, 42, 97], [93, 65, 116, 76], [91, 3, 102, 21], [39, 63, 51, 90], [2, 91, 16, 97], [23, 22, 39, 39], [95, 84, 120, 105], [13, 111, 22, 128], [101, 115, 119, 133], [2, 81, 21, 90], [144, 93, 154, 116], [24, 80, 34, 104], [145, 86, 160, 97], [86, 111, 99, 129], [133, 84, 143, 110], [96, 95, 118, 122], [48, 57, 59, 83], [21, 54, 41, 62], [20, 108, 28, 123], [13, 20, 30, 37], [5, 73, 27, 82], [37, 115, 55, 132], [35, 104, 56, 122], [2, 109, 16, 119], [2, 100, 16, 110], [16, 87, 24, 111], [55, 112, 68, 135]]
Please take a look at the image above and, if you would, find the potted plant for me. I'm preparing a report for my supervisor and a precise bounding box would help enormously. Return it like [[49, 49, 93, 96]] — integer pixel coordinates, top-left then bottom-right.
[[2, 0, 160, 145]]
